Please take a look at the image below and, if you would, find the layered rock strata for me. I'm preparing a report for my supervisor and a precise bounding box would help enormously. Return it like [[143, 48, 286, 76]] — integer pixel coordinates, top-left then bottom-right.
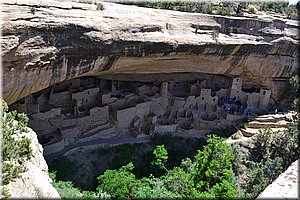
[[1, 0, 299, 105]]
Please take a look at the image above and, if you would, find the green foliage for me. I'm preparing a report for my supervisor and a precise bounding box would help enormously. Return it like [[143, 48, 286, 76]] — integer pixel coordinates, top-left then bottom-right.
[[230, 142, 247, 176], [248, 6, 257, 14], [49, 171, 110, 199], [151, 134, 206, 167], [257, 2, 297, 16], [1, 100, 32, 187], [251, 126, 299, 169], [2, 163, 26, 185], [116, 1, 297, 18], [53, 180, 82, 199], [49, 156, 78, 181], [239, 2, 248, 10], [160, 167, 194, 197], [94, 137, 239, 198], [243, 162, 269, 199], [193, 135, 237, 197], [82, 0, 93, 4], [180, 157, 195, 173], [216, 6, 232, 16], [48, 124, 298, 199], [241, 122, 248, 129], [250, 128, 272, 162], [97, 162, 138, 199], [1, 187, 11, 199], [134, 175, 181, 198], [203, 5, 213, 14], [236, 124, 300, 198], [151, 144, 168, 171]]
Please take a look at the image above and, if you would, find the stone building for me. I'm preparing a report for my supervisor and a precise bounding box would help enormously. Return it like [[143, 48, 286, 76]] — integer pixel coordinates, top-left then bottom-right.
[[9, 76, 273, 156]]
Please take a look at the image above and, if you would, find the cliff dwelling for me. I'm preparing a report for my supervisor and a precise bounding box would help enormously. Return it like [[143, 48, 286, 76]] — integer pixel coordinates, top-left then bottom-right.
[[2, 0, 299, 198], [10, 75, 272, 156]]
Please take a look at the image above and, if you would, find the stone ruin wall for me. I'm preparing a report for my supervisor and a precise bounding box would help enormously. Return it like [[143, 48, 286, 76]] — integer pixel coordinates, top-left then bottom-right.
[[9, 75, 275, 156]]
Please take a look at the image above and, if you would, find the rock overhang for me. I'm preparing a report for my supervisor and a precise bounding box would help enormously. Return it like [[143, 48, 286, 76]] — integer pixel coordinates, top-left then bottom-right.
[[1, 0, 299, 104]]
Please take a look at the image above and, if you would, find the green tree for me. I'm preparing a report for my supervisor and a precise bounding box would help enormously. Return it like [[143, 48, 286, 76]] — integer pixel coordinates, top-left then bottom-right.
[[134, 175, 180, 198], [49, 171, 110, 199], [151, 144, 169, 172], [1, 100, 32, 187], [97, 162, 138, 198], [161, 166, 194, 197], [193, 134, 237, 198]]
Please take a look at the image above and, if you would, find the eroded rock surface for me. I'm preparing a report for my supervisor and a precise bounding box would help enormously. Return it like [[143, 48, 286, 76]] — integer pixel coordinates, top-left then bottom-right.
[[1, 0, 299, 105], [258, 159, 299, 199], [5, 129, 60, 198]]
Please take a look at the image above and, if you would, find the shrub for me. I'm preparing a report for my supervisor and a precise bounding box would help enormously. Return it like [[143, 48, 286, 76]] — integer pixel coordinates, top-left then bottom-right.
[[241, 122, 248, 129], [1, 100, 32, 190], [243, 162, 269, 199], [250, 126, 299, 168], [2, 163, 26, 185], [248, 6, 257, 14], [239, 124, 299, 198], [97, 162, 139, 198], [49, 171, 110, 199], [82, 0, 93, 4], [217, 6, 232, 16], [160, 167, 194, 197], [203, 5, 213, 14], [1, 187, 11, 199], [230, 142, 247, 176]]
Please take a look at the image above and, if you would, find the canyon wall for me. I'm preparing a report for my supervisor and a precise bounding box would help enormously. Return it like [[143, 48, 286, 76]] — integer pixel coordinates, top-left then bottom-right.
[[1, 0, 299, 105], [258, 159, 299, 199], [5, 129, 60, 198]]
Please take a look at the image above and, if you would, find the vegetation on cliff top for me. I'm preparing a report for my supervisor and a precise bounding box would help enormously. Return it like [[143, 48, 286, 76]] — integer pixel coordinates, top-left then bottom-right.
[[1, 100, 33, 198], [115, 1, 298, 18]]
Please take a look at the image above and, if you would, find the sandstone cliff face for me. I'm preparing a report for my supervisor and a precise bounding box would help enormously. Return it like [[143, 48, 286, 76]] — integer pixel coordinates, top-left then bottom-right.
[[5, 129, 60, 198], [257, 159, 299, 199], [1, 0, 299, 105]]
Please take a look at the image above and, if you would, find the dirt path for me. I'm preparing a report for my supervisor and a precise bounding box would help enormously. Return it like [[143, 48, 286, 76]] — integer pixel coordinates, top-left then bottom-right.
[[45, 134, 151, 163]]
